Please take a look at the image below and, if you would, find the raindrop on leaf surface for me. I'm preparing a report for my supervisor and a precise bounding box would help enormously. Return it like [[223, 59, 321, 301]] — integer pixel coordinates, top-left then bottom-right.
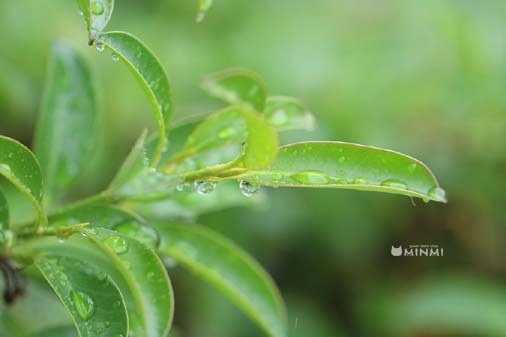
[[428, 186, 447, 202], [115, 222, 160, 249], [103, 236, 129, 255], [70, 290, 96, 321], [380, 179, 408, 190], [195, 181, 216, 195], [95, 42, 104, 52], [290, 171, 329, 184], [91, 1, 104, 15], [239, 180, 260, 197]]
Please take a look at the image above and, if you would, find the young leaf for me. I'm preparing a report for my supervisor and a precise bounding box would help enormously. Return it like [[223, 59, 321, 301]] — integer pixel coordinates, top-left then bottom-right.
[[155, 224, 287, 337], [0, 136, 46, 226], [201, 69, 267, 111], [264, 96, 315, 131], [0, 191, 8, 230], [35, 255, 128, 337], [196, 0, 214, 22], [235, 141, 446, 202], [96, 32, 173, 166], [34, 42, 97, 202], [76, 0, 114, 43], [240, 108, 278, 170]]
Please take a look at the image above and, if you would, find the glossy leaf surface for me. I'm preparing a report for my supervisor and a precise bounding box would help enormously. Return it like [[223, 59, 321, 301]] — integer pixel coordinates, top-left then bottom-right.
[[264, 96, 315, 131], [76, 0, 114, 42], [34, 42, 97, 200], [0, 190, 8, 229], [236, 141, 446, 202], [35, 255, 128, 337], [97, 32, 172, 166], [156, 224, 287, 337], [196, 0, 214, 22]]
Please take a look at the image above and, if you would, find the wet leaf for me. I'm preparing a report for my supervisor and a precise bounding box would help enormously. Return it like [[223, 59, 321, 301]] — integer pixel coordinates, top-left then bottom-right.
[[0, 190, 8, 230], [156, 223, 287, 337], [235, 141, 446, 202], [264, 96, 315, 131], [196, 0, 214, 22], [28, 326, 77, 337], [35, 255, 128, 337], [76, 0, 114, 43], [34, 42, 97, 202]]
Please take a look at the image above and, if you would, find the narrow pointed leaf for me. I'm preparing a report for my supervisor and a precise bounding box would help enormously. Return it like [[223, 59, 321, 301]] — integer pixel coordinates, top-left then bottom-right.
[[235, 141, 446, 202], [0, 191, 8, 230], [35, 255, 128, 337], [264, 96, 315, 131], [0, 136, 46, 226], [202, 69, 267, 111], [240, 108, 278, 170], [96, 32, 172, 166], [34, 42, 97, 201], [155, 224, 287, 337], [196, 0, 214, 22], [76, 0, 114, 43]]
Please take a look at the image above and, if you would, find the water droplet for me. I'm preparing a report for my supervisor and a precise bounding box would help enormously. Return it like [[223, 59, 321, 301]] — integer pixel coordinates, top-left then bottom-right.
[[97, 271, 107, 281], [272, 172, 283, 182], [147, 271, 155, 280], [408, 163, 417, 173], [335, 178, 348, 184], [217, 127, 237, 139], [112, 53, 119, 61], [70, 290, 96, 321], [380, 179, 408, 190], [338, 156, 346, 164], [239, 180, 260, 197], [270, 109, 288, 126], [104, 321, 110, 328], [353, 178, 368, 184], [0, 164, 12, 174], [290, 171, 329, 185], [115, 222, 160, 249], [78, 8, 84, 16], [112, 301, 121, 309], [428, 186, 447, 202], [176, 183, 185, 192], [103, 236, 129, 255], [91, 1, 104, 15], [95, 42, 104, 52], [195, 181, 216, 195]]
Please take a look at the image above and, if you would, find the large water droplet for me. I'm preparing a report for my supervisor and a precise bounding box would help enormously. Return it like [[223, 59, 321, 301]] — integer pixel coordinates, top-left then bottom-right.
[[103, 236, 129, 255], [91, 1, 104, 15], [239, 180, 260, 197], [270, 109, 288, 127], [70, 290, 96, 321], [353, 178, 368, 184], [428, 186, 447, 202], [115, 222, 160, 249], [408, 163, 417, 173], [290, 171, 329, 185], [380, 179, 408, 190], [95, 42, 104, 52], [195, 181, 216, 195], [111, 53, 119, 61]]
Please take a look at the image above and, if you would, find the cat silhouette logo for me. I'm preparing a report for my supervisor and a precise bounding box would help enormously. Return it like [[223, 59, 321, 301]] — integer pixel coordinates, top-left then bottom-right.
[[391, 246, 403, 256]]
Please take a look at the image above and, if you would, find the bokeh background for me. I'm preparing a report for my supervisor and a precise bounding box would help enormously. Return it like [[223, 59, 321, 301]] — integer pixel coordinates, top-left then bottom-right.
[[2, 0, 506, 336]]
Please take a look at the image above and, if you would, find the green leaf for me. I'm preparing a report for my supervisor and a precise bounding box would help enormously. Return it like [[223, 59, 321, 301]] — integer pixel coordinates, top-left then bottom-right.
[[96, 32, 173, 166], [196, 0, 214, 22], [201, 69, 267, 111], [264, 96, 315, 131], [76, 0, 114, 43], [155, 223, 287, 337], [0, 190, 8, 230], [16, 229, 174, 337], [34, 42, 97, 202], [35, 255, 128, 337], [240, 108, 278, 170], [28, 326, 77, 337], [235, 141, 446, 202], [0, 136, 46, 226]]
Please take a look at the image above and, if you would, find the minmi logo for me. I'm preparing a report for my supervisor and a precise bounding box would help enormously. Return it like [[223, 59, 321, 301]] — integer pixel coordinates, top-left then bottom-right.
[[391, 244, 443, 257]]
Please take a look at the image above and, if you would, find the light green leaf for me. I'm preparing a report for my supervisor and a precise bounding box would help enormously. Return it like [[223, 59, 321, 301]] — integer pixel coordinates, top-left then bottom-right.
[[16, 228, 174, 337], [0, 190, 8, 230], [235, 141, 446, 202], [155, 223, 287, 337], [34, 42, 97, 202], [0, 136, 46, 226], [96, 31, 173, 166], [201, 69, 267, 111], [28, 326, 77, 337], [196, 0, 214, 22], [264, 96, 315, 131], [240, 108, 278, 170], [76, 0, 114, 43], [35, 255, 128, 337]]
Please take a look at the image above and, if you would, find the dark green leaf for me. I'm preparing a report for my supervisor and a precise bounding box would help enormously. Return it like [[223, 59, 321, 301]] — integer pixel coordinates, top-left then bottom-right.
[[34, 42, 97, 201], [264, 96, 315, 131], [76, 0, 114, 43], [235, 142, 446, 202], [0, 136, 46, 226], [28, 326, 77, 337], [156, 223, 287, 337], [201, 69, 267, 111], [35, 255, 128, 337], [0, 190, 8, 230], [96, 32, 172, 166]]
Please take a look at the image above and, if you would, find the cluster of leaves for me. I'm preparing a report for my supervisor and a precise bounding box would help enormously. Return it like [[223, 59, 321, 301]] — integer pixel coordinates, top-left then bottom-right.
[[0, 1, 446, 337]]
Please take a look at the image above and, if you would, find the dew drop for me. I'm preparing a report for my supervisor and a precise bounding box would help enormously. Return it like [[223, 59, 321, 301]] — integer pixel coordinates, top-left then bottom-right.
[[176, 184, 185, 192], [380, 179, 408, 190], [338, 156, 346, 164], [103, 236, 129, 255], [112, 301, 121, 309], [104, 321, 110, 328], [70, 290, 96, 321], [353, 178, 368, 184], [97, 271, 107, 281], [111, 53, 119, 61], [0, 164, 12, 174], [270, 109, 288, 127], [239, 180, 260, 197], [290, 170, 329, 185], [91, 1, 104, 15], [78, 8, 84, 16], [115, 221, 160, 249], [95, 42, 104, 52], [194, 181, 216, 195], [217, 127, 237, 139], [408, 163, 417, 173], [428, 186, 447, 202], [272, 171, 283, 182]]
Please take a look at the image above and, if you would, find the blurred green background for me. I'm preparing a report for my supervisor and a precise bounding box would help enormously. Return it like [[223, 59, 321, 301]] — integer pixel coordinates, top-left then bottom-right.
[[1, 0, 506, 336]]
